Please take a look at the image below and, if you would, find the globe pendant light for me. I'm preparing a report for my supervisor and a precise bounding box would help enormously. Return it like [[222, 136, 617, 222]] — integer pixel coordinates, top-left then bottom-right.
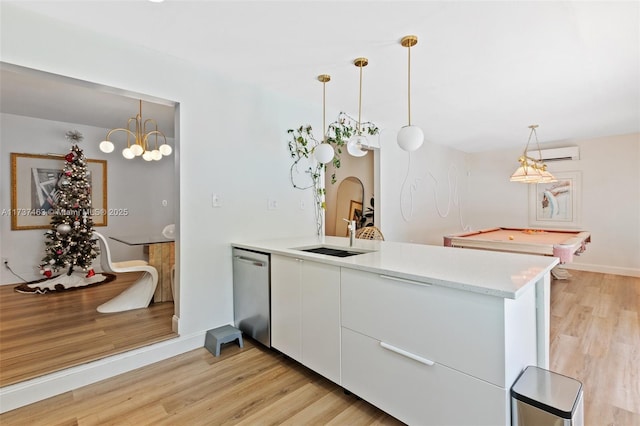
[[347, 57, 369, 157], [397, 35, 424, 152], [313, 74, 336, 165]]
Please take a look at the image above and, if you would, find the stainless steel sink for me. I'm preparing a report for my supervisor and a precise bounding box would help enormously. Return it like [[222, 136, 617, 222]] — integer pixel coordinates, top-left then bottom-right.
[[300, 247, 363, 257], [294, 245, 373, 258]]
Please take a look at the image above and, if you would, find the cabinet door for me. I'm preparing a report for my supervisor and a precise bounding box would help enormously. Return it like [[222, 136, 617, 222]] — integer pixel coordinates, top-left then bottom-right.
[[271, 255, 302, 362], [301, 262, 341, 384]]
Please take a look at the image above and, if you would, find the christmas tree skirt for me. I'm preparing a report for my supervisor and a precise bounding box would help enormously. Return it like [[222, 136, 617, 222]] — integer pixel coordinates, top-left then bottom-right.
[[15, 272, 116, 294]]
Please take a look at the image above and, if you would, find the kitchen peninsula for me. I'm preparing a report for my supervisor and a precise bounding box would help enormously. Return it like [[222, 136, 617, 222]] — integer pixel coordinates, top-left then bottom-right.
[[232, 236, 558, 425]]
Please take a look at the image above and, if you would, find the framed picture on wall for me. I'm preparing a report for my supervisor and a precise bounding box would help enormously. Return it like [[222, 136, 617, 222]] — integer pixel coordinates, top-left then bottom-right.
[[10, 153, 108, 230], [528, 171, 581, 228]]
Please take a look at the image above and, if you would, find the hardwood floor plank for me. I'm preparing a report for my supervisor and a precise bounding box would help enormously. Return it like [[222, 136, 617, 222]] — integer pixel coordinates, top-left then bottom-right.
[[1, 270, 638, 425], [550, 270, 640, 424], [0, 272, 176, 387], [236, 380, 334, 425]]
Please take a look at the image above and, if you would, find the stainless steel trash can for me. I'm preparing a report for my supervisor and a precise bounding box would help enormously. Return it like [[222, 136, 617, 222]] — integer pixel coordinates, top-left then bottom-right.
[[511, 365, 584, 426]]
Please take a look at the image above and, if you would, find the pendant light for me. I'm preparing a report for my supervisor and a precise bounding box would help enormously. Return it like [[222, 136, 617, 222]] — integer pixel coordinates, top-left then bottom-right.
[[347, 57, 369, 157], [397, 35, 424, 152], [510, 125, 557, 183], [313, 74, 335, 165]]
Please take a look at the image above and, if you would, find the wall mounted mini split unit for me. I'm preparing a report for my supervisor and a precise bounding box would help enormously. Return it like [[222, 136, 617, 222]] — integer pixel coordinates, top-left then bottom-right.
[[526, 146, 580, 162]]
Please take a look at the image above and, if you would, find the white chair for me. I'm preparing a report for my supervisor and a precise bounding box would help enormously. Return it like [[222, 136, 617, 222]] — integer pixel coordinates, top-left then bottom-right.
[[93, 231, 159, 313]]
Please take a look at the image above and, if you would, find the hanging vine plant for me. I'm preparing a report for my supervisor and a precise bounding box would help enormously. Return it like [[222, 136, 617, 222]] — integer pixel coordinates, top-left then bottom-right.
[[287, 111, 379, 235]]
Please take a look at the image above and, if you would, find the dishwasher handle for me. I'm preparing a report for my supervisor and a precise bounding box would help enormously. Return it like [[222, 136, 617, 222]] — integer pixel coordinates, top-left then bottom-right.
[[234, 256, 267, 267]]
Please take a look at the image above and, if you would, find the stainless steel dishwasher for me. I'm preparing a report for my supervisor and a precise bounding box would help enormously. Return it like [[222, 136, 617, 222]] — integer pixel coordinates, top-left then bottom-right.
[[232, 248, 271, 347]]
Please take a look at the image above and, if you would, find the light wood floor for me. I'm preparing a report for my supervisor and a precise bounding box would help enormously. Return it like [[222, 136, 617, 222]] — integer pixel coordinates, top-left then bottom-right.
[[549, 270, 640, 425], [1, 270, 638, 425], [0, 272, 176, 387]]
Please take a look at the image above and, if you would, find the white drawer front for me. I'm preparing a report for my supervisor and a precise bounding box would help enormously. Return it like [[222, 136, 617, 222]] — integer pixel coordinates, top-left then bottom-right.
[[341, 327, 507, 426], [341, 268, 506, 386]]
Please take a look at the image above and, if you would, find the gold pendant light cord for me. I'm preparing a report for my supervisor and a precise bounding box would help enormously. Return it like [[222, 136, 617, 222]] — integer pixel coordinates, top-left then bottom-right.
[[401, 35, 418, 126], [317, 74, 331, 143], [358, 62, 363, 135], [352, 58, 368, 136], [407, 42, 412, 126], [322, 79, 326, 142]]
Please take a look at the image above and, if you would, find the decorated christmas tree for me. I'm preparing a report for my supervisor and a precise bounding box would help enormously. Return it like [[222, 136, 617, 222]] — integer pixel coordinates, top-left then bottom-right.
[[40, 132, 99, 278]]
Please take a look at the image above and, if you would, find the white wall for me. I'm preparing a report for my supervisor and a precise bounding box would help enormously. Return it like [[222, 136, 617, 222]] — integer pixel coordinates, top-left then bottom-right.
[[466, 133, 640, 277], [0, 5, 318, 340], [0, 113, 176, 284], [380, 128, 469, 245]]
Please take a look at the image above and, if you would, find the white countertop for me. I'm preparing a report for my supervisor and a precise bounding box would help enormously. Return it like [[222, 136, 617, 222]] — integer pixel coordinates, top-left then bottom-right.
[[232, 236, 559, 299]]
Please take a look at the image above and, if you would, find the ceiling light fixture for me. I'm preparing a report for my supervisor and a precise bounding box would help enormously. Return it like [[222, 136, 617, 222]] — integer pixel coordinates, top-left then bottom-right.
[[99, 100, 172, 161], [313, 74, 335, 165], [397, 35, 424, 152], [347, 57, 370, 157], [510, 125, 557, 183]]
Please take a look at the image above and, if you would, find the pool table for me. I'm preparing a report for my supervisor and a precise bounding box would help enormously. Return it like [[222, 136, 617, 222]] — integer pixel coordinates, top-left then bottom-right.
[[443, 227, 591, 264]]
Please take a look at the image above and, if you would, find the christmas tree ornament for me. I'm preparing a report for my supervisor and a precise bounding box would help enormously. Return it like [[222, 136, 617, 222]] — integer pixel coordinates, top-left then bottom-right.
[[65, 130, 84, 143], [86, 269, 95, 278], [57, 223, 71, 234]]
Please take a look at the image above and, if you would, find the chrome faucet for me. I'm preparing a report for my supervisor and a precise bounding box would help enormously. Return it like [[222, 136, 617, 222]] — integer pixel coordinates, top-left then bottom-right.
[[343, 218, 356, 247]]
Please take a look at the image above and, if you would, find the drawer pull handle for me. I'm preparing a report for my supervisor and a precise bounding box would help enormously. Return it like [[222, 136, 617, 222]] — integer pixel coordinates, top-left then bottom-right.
[[380, 342, 435, 366], [379, 274, 431, 287], [234, 256, 266, 267]]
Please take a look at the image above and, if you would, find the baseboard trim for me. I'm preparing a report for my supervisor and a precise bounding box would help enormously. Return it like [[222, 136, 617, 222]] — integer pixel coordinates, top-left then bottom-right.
[[0, 331, 205, 413], [563, 263, 640, 278]]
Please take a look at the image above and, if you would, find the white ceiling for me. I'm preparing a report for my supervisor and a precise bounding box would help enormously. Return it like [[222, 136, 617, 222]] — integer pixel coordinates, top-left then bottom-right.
[[2, 0, 638, 152]]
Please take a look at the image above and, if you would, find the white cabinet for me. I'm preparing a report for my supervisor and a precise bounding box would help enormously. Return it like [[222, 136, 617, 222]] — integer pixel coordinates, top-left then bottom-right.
[[271, 255, 302, 361], [342, 327, 506, 426], [340, 268, 538, 425], [341, 268, 506, 386], [270, 255, 341, 384], [270, 255, 540, 425]]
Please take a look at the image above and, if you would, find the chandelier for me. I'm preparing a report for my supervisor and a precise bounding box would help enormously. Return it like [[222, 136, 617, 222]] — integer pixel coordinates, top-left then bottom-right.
[[510, 125, 557, 183], [99, 100, 172, 161]]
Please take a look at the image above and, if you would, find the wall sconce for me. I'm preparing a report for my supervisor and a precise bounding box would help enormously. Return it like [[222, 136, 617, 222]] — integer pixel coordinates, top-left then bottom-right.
[[313, 74, 335, 164], [99, 100, 172, 161], [510, 125, 557, 183], [397, 35, 424, 152]]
